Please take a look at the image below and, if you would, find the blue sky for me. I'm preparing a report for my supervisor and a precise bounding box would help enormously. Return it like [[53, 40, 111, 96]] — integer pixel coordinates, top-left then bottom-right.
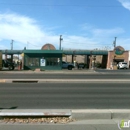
[[0, 0, 130, 50]]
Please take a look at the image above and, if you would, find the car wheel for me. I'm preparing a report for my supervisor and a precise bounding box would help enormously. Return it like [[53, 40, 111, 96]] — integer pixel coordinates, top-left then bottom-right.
[[68, 66, 72, 70], [12, 66, 14, 70], [9, 66, 13, 70]]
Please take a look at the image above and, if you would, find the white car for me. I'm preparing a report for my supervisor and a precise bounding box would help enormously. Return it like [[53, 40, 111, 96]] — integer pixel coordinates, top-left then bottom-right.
[[117, 62, 129, 69]]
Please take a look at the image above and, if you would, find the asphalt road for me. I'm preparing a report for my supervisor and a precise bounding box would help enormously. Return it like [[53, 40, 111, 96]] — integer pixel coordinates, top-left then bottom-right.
[[0, 73, 130, 79], [0, 83, 130, 109]]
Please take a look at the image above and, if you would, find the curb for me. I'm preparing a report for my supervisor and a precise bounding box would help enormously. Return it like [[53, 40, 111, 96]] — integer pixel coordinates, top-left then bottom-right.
[[0, 70, 96, 74], [72, 109, 130, 120], [1, 79, 130, 83], [0, 109, 71, 117], [0, 109, 130, 119], [0, 80, 5, 83]]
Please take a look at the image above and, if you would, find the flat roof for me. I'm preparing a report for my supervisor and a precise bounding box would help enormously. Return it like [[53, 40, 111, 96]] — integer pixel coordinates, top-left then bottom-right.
[[24, 50, 63, 54], [63, 50, 108, 55]]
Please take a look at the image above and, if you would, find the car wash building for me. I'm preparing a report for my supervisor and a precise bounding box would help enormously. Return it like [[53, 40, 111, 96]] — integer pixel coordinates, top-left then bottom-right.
[[107, 46, 129, 69], [23, 50, 63, 70]]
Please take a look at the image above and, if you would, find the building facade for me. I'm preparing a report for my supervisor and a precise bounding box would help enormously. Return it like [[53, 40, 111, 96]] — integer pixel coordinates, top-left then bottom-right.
[[107, 46, 129, 69], [23, 50, 63, 70]]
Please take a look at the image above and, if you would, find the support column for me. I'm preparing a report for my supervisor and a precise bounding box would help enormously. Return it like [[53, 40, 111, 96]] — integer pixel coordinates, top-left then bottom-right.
[[21, 53, 24, 70], [5, 50, 8, 60], [5, 54, 7, 60], [101, 55, 108, 68], [87, 55, 90, 69], [72, 55, 74, 63], [11, 54, 13, 62]]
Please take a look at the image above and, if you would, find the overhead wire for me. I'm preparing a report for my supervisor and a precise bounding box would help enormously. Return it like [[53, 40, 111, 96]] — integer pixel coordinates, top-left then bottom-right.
[[0, 3, 123, 8]]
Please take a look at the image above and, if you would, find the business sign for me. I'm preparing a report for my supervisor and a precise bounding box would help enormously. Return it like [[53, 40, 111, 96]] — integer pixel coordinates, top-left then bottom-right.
[[113, 54, 125, 59], [40, 58, 46, 66], [114, 46, 125, 55]]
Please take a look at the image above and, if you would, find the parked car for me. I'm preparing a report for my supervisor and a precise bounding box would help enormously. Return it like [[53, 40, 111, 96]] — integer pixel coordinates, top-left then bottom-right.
[[117, 62, 128, 69], [78, 63, 86, 69], [2, 60, 15, 70], [62, 61, 74, 70]]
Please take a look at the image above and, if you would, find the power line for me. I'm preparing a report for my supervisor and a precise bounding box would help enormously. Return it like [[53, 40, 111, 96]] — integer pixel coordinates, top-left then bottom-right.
[[26, 42, 41, 48], [0, 3, 123, 7], [63, 41, 112, 45]]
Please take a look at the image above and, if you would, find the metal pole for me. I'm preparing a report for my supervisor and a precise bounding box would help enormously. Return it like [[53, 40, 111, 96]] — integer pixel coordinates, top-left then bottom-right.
[[11, 40, 14, 50], [113, 37, 117, 48], [59, 35, 63, 50]]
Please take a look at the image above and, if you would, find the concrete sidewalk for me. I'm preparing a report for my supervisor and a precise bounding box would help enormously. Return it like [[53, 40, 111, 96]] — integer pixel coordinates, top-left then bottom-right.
[[0, 120, 126, 130]]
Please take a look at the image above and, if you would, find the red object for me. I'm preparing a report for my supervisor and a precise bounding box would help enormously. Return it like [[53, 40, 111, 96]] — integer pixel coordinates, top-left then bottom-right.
[[18, 65, 20, 70]]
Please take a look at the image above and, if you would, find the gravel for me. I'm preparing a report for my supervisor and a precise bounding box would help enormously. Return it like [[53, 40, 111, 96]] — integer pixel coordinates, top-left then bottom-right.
[[0, 117, 75, 124]]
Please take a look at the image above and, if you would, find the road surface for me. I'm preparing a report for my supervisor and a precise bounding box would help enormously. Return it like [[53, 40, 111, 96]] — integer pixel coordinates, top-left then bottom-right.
[[0, 83, 130, 109]]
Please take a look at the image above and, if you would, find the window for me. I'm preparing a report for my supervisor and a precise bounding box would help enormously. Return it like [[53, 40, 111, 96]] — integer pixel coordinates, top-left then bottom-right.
[[25, 57, 39, 66], [46, 58, 60, 66]]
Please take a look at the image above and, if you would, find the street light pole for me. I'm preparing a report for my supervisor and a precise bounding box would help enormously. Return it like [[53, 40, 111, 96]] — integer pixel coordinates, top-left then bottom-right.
[[59, 35, 63, 50], [11, 40, 14, 50], [113, 37, 117, 48]]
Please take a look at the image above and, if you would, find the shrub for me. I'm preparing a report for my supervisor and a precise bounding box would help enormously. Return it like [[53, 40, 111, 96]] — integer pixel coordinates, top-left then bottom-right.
[[95, 62, 101, 68]]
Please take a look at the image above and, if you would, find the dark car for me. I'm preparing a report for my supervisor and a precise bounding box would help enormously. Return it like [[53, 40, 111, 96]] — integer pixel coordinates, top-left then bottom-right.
[[2, 60, 15, 70], [78, 63, 86, 69]]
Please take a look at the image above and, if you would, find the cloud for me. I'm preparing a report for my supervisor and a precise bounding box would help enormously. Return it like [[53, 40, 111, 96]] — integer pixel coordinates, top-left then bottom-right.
[[75, 24, 126, 50], [0, 12, 105, 50], [92, 28, 125, 37], [0, 12, 129, 51], [0, 13, 59, 49], [80, 23, 94, 31], [118, 0, 130, 11], [62, 35, 101, 50]]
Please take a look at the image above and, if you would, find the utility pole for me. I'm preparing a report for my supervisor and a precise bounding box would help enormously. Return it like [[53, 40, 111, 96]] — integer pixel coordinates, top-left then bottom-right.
[[59, 35, 63, 50], [11, 40, 14, 50], [27, 41, 29, 49], [113, 37, 117, 48]]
